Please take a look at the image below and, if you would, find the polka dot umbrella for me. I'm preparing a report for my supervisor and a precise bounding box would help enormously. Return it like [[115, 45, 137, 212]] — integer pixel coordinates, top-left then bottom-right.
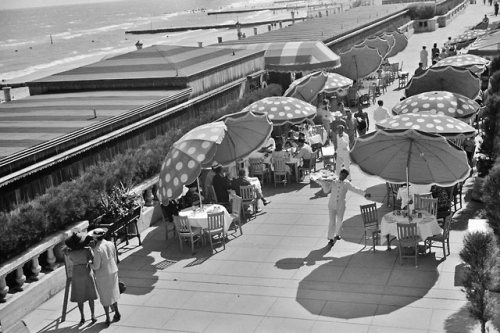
[[284, 71, 353, 102], [433, 54, 490, 75], [405, 66, 481, 100], [376, 113, 475, 139], [158, 122, 226, 202], [392, 91, 479, 120], [242, 96, 317, 126], [450, 30, 486, 49]]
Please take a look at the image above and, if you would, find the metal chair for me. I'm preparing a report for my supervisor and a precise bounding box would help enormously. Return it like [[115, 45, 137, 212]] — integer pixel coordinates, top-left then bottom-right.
[[206, 211, 226, 252], [173, 215, 203, 254], [240, 185, 258, 219], [230, 195, 243, 235], [272, 158, 288, 187], [360, 203, 380, 252], [425, 215, 452, 259], [396, 222, 420, 267], [453, 181, 463, 212]]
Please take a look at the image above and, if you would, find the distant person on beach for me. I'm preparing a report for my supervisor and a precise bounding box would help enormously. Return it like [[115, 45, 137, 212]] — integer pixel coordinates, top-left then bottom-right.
[[420, 46, 428, 69], [414, 62, 425, 76], [495, 1, 499, 15]]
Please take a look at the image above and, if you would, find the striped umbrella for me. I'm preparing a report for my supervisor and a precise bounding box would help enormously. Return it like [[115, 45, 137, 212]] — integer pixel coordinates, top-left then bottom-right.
[[385, 30, 408, 58], [334, 45, 383, 80], [350, 129, 470, 187], [356, 36, 391, 58], [433, 54, 490, 75], [468, 30, 500, 56], [224, 41, 341, 73], [380, 32, 396, 58], [405, 66, 481, 100], [242, 96, 317, 126], [376, 113, 475, 139], [392, 91, 479, 119], [284, 71, 353, 102]]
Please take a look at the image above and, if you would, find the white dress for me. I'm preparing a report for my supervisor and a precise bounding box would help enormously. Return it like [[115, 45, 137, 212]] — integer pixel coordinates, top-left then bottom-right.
[[91, 239, 120, 307]]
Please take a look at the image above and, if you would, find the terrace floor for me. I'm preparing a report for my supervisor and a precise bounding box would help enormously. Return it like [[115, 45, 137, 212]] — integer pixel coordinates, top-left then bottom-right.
[[22, 2, 500, 332]]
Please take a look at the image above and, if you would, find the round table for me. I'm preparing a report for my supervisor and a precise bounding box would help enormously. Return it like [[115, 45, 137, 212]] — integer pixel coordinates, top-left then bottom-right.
[[179, 204, 232, 233], [380, 210, 442, 250]]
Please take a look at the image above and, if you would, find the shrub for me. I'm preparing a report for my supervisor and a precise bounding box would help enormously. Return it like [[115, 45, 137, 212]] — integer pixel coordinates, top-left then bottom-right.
[[482, 160, 500, 236], [459, 232, 498, 333], [0, 84, 283, 264], [408, 4, 436, 20]]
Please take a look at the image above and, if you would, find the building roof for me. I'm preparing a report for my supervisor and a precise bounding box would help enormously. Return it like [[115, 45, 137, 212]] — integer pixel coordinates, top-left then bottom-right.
[[31, 45, 264, 83], [0, 89, 188, 160], [216, 5, 405, 46]]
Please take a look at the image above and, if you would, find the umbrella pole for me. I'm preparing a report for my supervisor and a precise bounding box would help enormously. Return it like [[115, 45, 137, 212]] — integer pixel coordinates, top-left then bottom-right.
[[197, 178, 203, 209], [406, 140, 413, 217]]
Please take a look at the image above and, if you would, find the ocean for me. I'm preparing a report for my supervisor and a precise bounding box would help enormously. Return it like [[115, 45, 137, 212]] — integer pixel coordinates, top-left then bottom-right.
[[0, 0, 303, 82]]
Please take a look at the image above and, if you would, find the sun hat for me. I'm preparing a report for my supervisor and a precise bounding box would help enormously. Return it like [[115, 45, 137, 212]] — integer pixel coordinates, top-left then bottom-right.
[[88, 228, 108, 240], [332, 111, 343, 117]]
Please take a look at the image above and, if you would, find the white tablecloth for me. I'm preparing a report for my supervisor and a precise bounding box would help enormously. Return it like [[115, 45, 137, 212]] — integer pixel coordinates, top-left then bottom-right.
[[179, 204, 231, 233], [380, 210, 442, 241]]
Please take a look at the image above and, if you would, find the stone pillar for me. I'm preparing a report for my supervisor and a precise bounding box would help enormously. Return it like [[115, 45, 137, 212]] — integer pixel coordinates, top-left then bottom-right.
[[0, 275, 8, 302], [291, 11, 295, 24], [46, 246, 56, 271], [31, 255, 42, 281], [15, 266, 26, 290]]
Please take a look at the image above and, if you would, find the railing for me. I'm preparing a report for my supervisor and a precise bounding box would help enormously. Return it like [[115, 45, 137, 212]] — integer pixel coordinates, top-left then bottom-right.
[[0, 220, 88, 304]]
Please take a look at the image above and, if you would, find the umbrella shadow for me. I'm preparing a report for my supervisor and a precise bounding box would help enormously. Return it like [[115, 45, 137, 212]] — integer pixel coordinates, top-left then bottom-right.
[[36, 316, 110, 333], [116, 223, 221, 296], [276, 242, 439, 320], [365, 183, 389, 205]]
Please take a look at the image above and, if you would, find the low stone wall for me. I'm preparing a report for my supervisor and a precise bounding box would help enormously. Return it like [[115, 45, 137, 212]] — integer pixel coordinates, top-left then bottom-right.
[[437, 0, 468, 27]]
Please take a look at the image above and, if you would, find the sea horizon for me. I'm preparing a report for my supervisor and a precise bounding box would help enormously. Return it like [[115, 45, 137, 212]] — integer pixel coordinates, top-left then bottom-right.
[[0, 0, 311, 83]]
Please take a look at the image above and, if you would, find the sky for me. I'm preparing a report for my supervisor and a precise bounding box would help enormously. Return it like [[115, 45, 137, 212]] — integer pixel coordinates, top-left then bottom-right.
[[0, 0, 122, 10]]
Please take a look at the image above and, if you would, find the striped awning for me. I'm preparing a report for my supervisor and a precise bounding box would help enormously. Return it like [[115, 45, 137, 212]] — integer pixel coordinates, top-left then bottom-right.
[[31, 45, 264, 83], [0, 90, 187, 160], [468, 31, 500, 56], [221, 41, 341, 73]]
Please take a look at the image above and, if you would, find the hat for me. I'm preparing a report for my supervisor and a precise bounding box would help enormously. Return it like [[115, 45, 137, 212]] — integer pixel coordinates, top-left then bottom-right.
[[332, 111, 343, 117], [65, 232, 91, 250], [88, 228, 108, 239]]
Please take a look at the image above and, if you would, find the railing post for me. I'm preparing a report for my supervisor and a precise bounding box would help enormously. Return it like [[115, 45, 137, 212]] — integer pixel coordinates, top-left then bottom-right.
[[46, 246, 56, 270], [0, 274, 8, 302], [15, 266, 26, 290], [31, 255, 42, 281]]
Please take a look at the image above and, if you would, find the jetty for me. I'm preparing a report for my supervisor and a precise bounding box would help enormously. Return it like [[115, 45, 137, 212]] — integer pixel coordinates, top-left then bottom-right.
[[125, 16, 307, 34]]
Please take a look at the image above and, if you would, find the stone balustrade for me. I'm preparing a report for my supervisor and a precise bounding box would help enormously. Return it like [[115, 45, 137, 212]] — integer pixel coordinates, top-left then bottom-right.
[[0, 220, 89, 304]]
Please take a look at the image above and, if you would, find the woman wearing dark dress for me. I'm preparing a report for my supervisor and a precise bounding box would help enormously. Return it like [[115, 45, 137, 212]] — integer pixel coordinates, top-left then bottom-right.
[[64, 232, 98, 325]]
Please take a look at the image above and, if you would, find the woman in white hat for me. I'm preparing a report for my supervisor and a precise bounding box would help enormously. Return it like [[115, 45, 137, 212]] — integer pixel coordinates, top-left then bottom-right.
[[88, 228, 121, 326]]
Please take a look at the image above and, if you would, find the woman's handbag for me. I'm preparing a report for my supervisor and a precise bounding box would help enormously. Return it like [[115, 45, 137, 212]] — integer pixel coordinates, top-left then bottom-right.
[[119, 281, 126, 294]]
